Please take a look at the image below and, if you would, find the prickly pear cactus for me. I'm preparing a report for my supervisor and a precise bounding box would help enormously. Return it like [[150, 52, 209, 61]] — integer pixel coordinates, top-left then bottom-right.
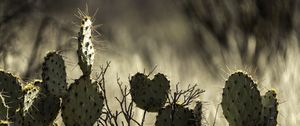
[[42, 51, 67, 97], [61, 76, 104, 125], [77, 16, 95, 76], [22, 81, 60, 126], [155, 104, 196, 126], [0, 94, 8, 123], [0, 71, 22, 121], [130, 73, 170, 112], [221, 72, 262, 126], [261, 90, 278, 126], [193, 101, 202, 126]]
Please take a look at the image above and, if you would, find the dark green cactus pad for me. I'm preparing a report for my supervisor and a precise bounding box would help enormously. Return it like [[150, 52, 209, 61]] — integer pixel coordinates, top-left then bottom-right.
[[129, 73, 170, 112], [261, 90, 278, 126], [61, 76, 104, 126], [42, 51, 67, 97], [155, 104, 196, 126], [77, 16, 95, 76], [0, 94, 8, 123], [221, 72, 262, 126], [8, 111, 24, 126], [193, 101, 202, 126], [0, 71, 22, 121], [22, 81, 60, 126]]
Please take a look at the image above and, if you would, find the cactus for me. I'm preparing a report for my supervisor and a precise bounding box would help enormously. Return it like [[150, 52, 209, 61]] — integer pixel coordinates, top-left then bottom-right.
[[221, 72, 281, 126], [22, 80, 60, 126], [193, 101, 203, 126], [129, 72, 170, 112], [61, 76, 104, 125], [77, 15, 95, 76], [155, 104, 196, 126], [221, 72, 262, 126], [42, 51, 67, 97], [60, 13, 105, 125], [0, 71, 23, 121], [0, 8, 212, 126], [261, 90, 278, 126], [0, 93, 8, 123]]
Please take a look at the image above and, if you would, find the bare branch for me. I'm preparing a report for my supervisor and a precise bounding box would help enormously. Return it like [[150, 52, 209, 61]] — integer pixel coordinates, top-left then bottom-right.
[[96, 62, 119, 126], [169, 83, 205, 106]]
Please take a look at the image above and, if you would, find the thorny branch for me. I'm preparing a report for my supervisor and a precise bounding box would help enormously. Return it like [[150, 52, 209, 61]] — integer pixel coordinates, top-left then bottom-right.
[[96, 61, 120, 126], [96, 61, 147, 126], [165, 83, 205, 126], [115, 77, 141, 126], [167, 84, 205, 106]]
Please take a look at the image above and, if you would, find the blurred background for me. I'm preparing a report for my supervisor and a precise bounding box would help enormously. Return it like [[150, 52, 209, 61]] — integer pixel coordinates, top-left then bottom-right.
[[1, 0, 300, 125]]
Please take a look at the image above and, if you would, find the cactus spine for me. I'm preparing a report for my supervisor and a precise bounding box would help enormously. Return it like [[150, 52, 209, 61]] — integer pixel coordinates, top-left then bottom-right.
[[22, 80, 60, 126]]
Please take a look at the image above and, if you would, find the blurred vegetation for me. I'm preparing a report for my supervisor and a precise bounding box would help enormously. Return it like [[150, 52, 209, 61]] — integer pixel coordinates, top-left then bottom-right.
[[0, 0, 299, 78]]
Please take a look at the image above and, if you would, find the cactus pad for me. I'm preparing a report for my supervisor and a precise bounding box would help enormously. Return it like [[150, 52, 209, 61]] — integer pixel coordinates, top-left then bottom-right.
[[42, 51, 67, 97], [9, 111, 24, 126], [77, 16, 95, 76], [193, 101, 203, 126], [61, 76, 104, 125], [0, 94, 8, 122], [261, 90, 278, 126], [0, 71, 22, 120], [221, 72, 262, 125], [22, 81, 60, 125], [130, 73, 170, 112], [155, 104, 196, 126]]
